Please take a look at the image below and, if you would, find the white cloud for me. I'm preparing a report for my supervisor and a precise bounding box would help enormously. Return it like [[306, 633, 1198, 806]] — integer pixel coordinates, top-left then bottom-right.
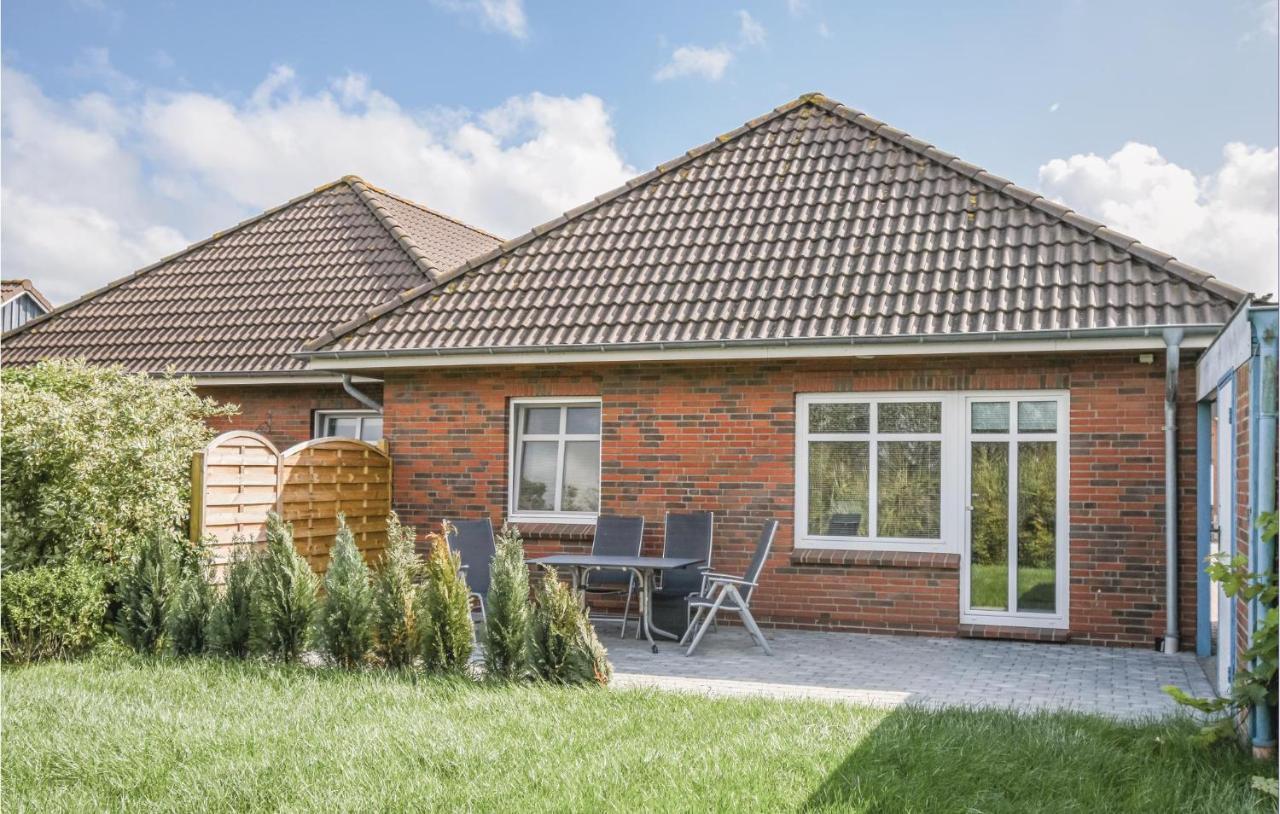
[[738, 10, 766, 46], [1048, 102, 1060, 113], [655, 11, 762, 83], [434, 0, 528, 39], [1, 188, 188, 301], [1039, 141, 1278, 295], [1, 63, 636, 303], [786, 0, 808, 16], [654, 45, 733, 81]]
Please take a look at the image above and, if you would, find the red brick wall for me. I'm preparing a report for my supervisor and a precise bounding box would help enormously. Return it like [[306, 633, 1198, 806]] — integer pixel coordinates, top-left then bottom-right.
[[197, 382, 383, 449], [383, 351, 1199, 648]]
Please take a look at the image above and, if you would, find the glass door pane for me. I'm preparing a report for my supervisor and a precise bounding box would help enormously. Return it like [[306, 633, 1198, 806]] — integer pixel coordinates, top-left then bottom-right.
[[1016, 441, 1057, 612], [969, 441, 1009, 610]]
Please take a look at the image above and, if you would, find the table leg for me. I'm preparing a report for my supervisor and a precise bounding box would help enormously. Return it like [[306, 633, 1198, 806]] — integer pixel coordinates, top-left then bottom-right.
[[628, 567, 657, 653]]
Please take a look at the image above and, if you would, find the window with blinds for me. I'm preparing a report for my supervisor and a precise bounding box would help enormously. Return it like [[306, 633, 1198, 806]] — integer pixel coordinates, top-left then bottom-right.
[[799, 396, 944, 543]]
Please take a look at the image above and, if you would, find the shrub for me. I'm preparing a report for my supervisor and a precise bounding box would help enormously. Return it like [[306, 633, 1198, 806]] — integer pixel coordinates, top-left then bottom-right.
[[252, 514, 319, 661], [417, 522, 474, 673], [0, 558, 107, 663], [372, 513, 422, 670], [168, 540, 216, 657], [528, 567, 612, 686], [115, 530, 181, 654], [1166, 510, 1278, 746], [207, 543, 256, 658], [484, 523, 531, 680], [316, 515, 374, 668], [1, 360, 233, 573]]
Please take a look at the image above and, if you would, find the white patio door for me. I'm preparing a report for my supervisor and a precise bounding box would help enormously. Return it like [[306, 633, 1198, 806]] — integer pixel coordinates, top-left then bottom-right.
[[961, 395, 1070, 629]]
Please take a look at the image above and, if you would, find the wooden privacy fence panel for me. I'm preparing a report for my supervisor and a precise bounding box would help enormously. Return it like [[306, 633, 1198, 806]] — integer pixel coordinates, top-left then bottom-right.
[[191, 431, 280, 564], [190, 430, 391, 575], [279, 437, 392, 574]]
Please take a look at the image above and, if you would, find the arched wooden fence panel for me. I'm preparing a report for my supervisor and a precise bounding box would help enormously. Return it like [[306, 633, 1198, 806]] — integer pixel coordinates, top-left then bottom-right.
[[278, 437, 392, 574], [190, 431, 391, 575], [190, 431, 280, 565]]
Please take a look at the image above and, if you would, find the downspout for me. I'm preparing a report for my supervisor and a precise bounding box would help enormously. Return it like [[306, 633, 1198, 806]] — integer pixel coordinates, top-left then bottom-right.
[[1161, 328, 1184, 654], [1250, 314, 1277, 752], [341, 374, 383, 413]]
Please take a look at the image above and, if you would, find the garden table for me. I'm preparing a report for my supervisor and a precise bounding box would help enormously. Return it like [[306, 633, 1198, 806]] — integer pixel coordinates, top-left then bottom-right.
[[526, 554, 704, 653]]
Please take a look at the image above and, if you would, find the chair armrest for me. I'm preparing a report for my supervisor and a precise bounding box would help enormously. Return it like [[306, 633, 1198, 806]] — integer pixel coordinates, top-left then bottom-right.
[[700, 571, 739, 582], [704, 573, 757, 588]]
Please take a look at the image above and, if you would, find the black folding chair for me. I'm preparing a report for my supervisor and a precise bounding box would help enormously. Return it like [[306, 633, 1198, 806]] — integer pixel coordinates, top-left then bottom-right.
[[581, 514, 644, 636], [647, 511, 714, 639], [681, 519, 778, 656], [446, 518, 496, 624]]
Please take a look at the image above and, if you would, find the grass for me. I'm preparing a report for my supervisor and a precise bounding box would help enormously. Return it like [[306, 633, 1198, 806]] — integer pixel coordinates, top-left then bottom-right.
[[3, 652, 1274, 813]]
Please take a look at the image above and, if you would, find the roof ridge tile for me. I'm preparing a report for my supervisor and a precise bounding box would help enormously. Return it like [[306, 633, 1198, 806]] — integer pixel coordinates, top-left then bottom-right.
[[343, 175, 504, 242], [343, 177, 442, 282]]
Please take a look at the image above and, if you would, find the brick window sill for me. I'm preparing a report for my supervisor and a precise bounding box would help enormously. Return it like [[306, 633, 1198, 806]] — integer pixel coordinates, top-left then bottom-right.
[[958, 624, 1070, 643], [789, 548, 960, 570]]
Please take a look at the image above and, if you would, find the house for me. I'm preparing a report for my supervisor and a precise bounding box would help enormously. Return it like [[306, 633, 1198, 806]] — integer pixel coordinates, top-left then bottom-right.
[[1, 176, 501, 447], [4, 93, 1258, 652], [297, 93, 1250, 650], [1, 279, 52, 332]]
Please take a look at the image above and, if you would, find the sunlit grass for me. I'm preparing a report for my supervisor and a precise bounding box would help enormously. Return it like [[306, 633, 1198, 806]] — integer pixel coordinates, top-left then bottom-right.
[[2, 652, 1272, 812]]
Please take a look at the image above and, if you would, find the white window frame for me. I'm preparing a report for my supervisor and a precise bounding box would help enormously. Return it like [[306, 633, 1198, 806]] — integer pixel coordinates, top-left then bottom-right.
[[508, 397, 602, 525], [959, 392, 1071, 630], [313, 409, 383, 441], [796, 392, 961, 553]]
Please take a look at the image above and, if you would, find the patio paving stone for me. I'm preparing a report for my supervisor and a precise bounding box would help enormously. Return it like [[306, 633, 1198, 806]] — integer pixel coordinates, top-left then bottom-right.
[[602, 626, 1215, 720]]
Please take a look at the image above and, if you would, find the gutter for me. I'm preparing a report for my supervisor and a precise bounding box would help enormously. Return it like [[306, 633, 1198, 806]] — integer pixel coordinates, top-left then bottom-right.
[[1161, 328, 1184, 654], [294, 323, 1226, 364]]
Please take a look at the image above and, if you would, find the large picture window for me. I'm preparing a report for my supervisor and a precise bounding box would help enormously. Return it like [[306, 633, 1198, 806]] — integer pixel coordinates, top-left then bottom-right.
[[796, 395, 947, 549], [509, 398, 601, 522]]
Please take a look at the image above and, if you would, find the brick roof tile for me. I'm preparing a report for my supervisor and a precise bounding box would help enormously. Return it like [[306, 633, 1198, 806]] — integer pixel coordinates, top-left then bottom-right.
[[2, 177, 501, 374], [311, 95, 1244, 357]]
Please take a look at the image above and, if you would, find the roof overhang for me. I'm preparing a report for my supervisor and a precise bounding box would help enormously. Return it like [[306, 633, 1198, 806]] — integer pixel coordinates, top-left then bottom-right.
[[1196, 299, 1279, 400], [300, 325, 1219, 372], [179, 373, 381, 387]]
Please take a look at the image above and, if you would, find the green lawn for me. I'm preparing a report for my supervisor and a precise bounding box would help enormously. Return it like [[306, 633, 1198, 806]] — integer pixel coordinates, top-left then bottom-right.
[[3, 653, 1273, 813]]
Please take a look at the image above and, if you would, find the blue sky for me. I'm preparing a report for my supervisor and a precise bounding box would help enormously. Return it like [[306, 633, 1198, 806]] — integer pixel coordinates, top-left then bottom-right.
[[3, 0, 1277, 301]]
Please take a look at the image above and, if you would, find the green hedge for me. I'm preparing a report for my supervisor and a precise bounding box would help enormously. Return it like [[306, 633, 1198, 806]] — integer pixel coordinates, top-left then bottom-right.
[[1, 559, 107, 663]]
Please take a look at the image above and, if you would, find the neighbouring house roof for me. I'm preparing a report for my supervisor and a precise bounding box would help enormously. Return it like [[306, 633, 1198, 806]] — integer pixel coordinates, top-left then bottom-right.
[[1, 279, 52, 312], [304, 93, 1246, 362], [1, 177, 501, 375]]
